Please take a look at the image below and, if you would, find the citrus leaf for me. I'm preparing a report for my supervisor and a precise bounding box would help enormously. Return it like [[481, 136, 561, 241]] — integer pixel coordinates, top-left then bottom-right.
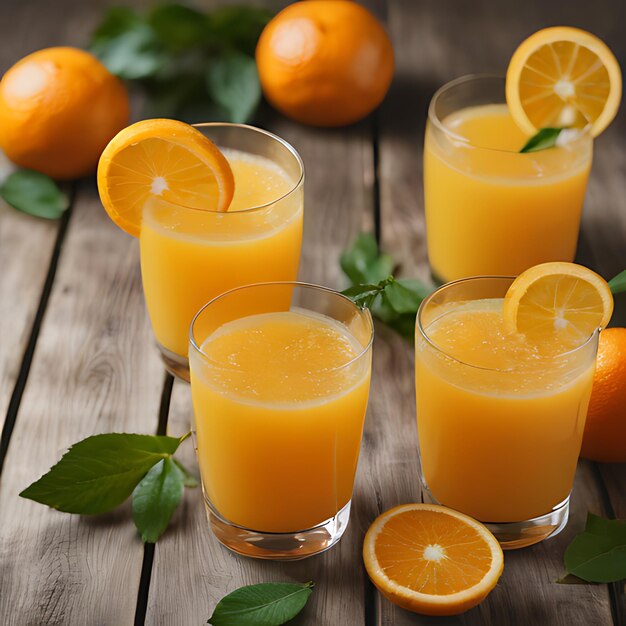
[[340, 234, 434, 338], [90, 6, 143, 44], [608, 270, 626, 294], [206, 52, 261, 123], [173, 458, 199, 487], [0, 170, 68, 219], [340, 233, 394, 284], [91, 27, 167, 80], [384, 279, 427, 314], [208, 582, 314, 626], [19, 433, 186, 515], [564, 513, 626, 583], [209, 6, 273, 56], [132, 457, 185, 543], [520, 127, 563, 153], [149, 4, 209, 50]]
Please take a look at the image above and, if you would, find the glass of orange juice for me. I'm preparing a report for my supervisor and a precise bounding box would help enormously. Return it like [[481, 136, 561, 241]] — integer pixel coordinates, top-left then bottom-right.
[[189, 282, 373, 559], [415, 277, 598, 549], [140, 124, 304, 380], [424, 75, 593, 283]]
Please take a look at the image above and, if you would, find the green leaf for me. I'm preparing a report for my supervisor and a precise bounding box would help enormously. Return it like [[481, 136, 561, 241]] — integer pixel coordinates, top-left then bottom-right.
[[209, 6, 273, 56], [90, 6, 143, 45], [132, 457, 185, 543], [149, 4, 209, 50], [340, 233, 394, 285], [340, 234, 434, 339], [208, 582, 314, 626], [342, 277, 393, 309], [520, 127, 564, 153], [609, 270, 626, 294], [384, 279, 427, 314], [173, 459, 199, 488], [342, 284, 383, 298], [20, 433, 186, 515], [564, 513, 626, 583], [206, 52, 261, 123], [0, 170, 69, 219], [91, 26, 166, 80]]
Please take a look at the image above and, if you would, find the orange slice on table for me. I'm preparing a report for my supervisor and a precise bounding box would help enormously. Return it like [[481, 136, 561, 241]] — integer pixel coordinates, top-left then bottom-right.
[[97, 119, 234, 237], [502, 262, 613, 348], [506, 26, 622, 137], [363, 504, 504, 616]]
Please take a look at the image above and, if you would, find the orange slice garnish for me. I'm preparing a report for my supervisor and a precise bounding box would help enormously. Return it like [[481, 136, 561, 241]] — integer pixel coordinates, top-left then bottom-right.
[[502, 262, 613, 347], [97, 119, 234, 237], [506, 27, 622, 137], [363, 504, 504, 616]]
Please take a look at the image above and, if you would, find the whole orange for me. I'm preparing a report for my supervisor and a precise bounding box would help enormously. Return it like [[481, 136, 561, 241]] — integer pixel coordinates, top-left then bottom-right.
[[256, 0, 394, 127], [0, 47, 130, 180], [581, 327, 626, 463]]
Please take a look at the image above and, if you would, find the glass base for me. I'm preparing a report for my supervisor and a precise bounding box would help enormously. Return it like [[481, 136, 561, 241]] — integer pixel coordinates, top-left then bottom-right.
[[157, 342, 190, 382], [205, 495, 352, 560], [421, 483, 570, 550]]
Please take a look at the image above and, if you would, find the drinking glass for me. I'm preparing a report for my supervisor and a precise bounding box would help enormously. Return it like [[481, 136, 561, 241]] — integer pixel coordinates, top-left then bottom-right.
[[189, 282, 373, 559], [140, 124, 304, 380], [415, 276, 598, 549], [424, 75, 592, 283]]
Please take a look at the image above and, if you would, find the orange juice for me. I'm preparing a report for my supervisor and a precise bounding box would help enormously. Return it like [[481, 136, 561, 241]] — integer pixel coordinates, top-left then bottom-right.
[[140, 149, 303, 359], [190, 309, 371, 532], [415, 297, 596, 523], [424, 100, 592, 282]]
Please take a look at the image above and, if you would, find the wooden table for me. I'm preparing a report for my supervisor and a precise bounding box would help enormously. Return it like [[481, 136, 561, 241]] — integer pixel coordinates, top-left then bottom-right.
[[1, 1, 625, 624]]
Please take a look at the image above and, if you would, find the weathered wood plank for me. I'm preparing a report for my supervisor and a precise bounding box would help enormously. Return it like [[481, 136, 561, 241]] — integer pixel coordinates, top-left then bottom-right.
[[374, 0, 625, 624], [0, 181, 164, 625], [0, 203, 59, 434], [145, 114, 376, 625], [0, 0, 73, 440]]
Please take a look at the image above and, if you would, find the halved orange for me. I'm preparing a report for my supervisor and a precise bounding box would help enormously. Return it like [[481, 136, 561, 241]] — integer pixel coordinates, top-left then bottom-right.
[[502, 262, 613, 347], [506, 27, 622, 137], [363, 504, 504, 616], [97, 119, 234, 237]]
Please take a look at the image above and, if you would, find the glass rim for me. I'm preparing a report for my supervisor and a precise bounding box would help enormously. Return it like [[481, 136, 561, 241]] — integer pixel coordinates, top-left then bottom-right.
[[427, 73, 593, 154], [146, 122, 305, 215], [189, 281, 375, 373], [416, 274, 599, 373]]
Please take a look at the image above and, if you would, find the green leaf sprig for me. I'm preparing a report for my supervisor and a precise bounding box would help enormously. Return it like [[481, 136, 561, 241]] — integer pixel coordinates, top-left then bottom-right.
[[609, 270, 626, 294], [520, 127, 564, 152], [341, 233, 626, 338], [0, 169, 69, 220], [89, 4, 273, 123], [208, 582, 314, 626], [562, 513, 626, 583], [340, 233, 433, 338], [19, 431, 197, 543]]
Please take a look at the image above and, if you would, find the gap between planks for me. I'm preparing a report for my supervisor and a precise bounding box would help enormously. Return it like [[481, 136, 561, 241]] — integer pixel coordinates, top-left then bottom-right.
[[134, 373, 175, 626], [0, 186, 76, 475]]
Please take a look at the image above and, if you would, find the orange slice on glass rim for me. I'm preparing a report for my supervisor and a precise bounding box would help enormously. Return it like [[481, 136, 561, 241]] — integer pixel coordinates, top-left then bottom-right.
[[97, 119, 234, 237], [502, 262, 613, 348], [506, 26, 622, 137], [363, 504, 504, 616]]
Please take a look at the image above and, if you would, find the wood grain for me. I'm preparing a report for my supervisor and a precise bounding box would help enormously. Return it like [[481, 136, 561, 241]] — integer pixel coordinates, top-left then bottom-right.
[[0, 0, 74, 438], [0, 181, 164, 626], [0, 204, 59, 432]]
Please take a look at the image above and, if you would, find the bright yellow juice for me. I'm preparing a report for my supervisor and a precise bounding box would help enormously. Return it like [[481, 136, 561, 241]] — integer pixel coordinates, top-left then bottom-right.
[[424, 103, 592, 282], [190, 310, 371, 532], [140, 149, 303, 358], [415, 298, 595, 522]]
